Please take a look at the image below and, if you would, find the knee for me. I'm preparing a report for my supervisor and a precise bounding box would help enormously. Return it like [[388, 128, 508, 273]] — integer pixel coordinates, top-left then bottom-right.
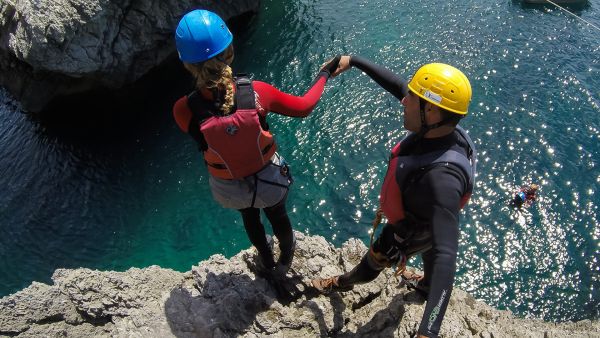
[[367, 247, 390, 270]]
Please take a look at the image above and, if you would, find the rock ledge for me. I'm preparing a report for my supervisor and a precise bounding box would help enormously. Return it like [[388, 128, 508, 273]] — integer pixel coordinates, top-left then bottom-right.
[[1, 233, 598, 337]]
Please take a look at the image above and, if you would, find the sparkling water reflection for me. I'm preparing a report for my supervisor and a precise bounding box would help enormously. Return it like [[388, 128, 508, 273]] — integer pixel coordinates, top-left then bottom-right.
[[1, 0, 599, 322]]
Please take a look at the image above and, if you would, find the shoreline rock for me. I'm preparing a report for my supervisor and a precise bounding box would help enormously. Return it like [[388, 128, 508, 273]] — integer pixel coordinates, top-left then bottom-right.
[[1, 232, 597, 337], [0, 1, 260, 112]]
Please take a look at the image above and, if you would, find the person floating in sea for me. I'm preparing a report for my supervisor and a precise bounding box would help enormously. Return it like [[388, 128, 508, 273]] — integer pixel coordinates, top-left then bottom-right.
[[511, 183, 538, 209], [310, 56, 477, 338], [172, 10, 339, 281]]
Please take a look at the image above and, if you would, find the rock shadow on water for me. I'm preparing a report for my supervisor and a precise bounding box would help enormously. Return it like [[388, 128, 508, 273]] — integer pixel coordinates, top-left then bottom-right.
[[32, 55, 190, 149]]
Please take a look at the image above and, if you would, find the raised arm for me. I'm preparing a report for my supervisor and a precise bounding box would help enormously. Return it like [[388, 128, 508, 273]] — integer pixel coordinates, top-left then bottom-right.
[[252, 73, 327, 118], [253, 57, 340, 118], [350, 56, 408, 100], [327, 55, 408, 101]]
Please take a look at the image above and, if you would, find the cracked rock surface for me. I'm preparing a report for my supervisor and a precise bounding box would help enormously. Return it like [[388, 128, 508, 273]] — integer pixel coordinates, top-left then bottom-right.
[[1, 232, 598, 337], [0, 0, 259, 111]]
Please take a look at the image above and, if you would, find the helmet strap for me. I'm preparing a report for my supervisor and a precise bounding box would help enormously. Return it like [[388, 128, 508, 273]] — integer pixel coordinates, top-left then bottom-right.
[[417, 99, 431, 139], [416, 98, 459, 138]]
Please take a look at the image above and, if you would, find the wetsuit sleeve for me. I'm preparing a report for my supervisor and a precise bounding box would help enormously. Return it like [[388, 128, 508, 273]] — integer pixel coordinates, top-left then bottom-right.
[[405, 165, 466, 337], [172, 96, 193, 132], [349, 55, 408, 100], [252, 71, 329, 118]]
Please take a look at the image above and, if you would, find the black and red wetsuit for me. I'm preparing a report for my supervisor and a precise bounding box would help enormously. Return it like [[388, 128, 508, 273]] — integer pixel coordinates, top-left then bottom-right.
[[337, 56, 471, 337]]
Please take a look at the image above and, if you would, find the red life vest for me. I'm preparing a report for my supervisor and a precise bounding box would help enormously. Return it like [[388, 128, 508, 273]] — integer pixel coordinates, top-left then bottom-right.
[[379, 126, 477, 225], [186, 76, 277, 179]]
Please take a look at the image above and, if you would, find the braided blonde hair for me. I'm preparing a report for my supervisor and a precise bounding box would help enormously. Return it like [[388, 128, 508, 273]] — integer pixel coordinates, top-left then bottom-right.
[[184, 45, 235, 115]]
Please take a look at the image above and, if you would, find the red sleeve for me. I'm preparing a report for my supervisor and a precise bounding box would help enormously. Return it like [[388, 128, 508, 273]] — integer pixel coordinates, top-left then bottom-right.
[[173, 96, 193, 133], [252, 73, 328, 118]]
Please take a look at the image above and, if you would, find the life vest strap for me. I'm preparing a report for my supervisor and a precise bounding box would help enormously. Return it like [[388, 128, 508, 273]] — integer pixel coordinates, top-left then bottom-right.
[[369, 207, 384, 249], [235, 75, 255, 110], [250, 174, 258, 207], [204, 160, 228, 170], [235, 74, 270, 131], [187, 91, 217, 151], [205, 136, 272, 166], [262, 141, 275, 155], [186, 75, 256, 151]]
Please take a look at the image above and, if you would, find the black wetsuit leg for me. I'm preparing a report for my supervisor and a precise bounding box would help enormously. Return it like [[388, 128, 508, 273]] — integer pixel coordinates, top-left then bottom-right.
[[338, 220, 432, 288], [337, 253, 382, 287], [263, 195, 294, 265], [239, 207, 276, 269], [338, 222, 407, 287]]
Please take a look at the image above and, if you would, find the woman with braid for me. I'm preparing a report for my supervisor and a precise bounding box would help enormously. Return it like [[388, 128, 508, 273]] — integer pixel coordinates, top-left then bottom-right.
[[172, 10, 339, 279]]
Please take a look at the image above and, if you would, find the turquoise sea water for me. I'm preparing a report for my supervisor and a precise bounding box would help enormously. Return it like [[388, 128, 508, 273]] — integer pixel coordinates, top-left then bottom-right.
[[1, 0, 598, 323]]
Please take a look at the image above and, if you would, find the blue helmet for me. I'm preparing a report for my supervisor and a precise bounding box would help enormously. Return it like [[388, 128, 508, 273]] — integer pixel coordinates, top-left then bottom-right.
[[175, 10, 233, 63]]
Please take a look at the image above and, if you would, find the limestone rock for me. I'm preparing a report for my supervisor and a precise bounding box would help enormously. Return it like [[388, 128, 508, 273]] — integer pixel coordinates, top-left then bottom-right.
[[0, 0, 260, 112], [0, 232, 598, 337]]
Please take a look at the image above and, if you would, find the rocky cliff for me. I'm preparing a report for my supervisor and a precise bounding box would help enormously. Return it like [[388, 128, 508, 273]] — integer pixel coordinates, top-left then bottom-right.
[[0, 0, 259, 112], [0, 232, 597, 337]]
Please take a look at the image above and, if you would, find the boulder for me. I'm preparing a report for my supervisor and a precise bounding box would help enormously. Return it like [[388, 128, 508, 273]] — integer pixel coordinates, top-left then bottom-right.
[[0, 0, 259, 112]]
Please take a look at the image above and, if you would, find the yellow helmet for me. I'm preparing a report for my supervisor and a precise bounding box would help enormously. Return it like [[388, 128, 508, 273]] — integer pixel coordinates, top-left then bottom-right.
[[407, 63, 472, 115]]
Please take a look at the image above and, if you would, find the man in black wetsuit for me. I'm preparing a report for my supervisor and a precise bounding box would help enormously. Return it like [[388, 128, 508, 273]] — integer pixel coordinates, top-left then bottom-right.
[[312, 56, 477, 338]]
